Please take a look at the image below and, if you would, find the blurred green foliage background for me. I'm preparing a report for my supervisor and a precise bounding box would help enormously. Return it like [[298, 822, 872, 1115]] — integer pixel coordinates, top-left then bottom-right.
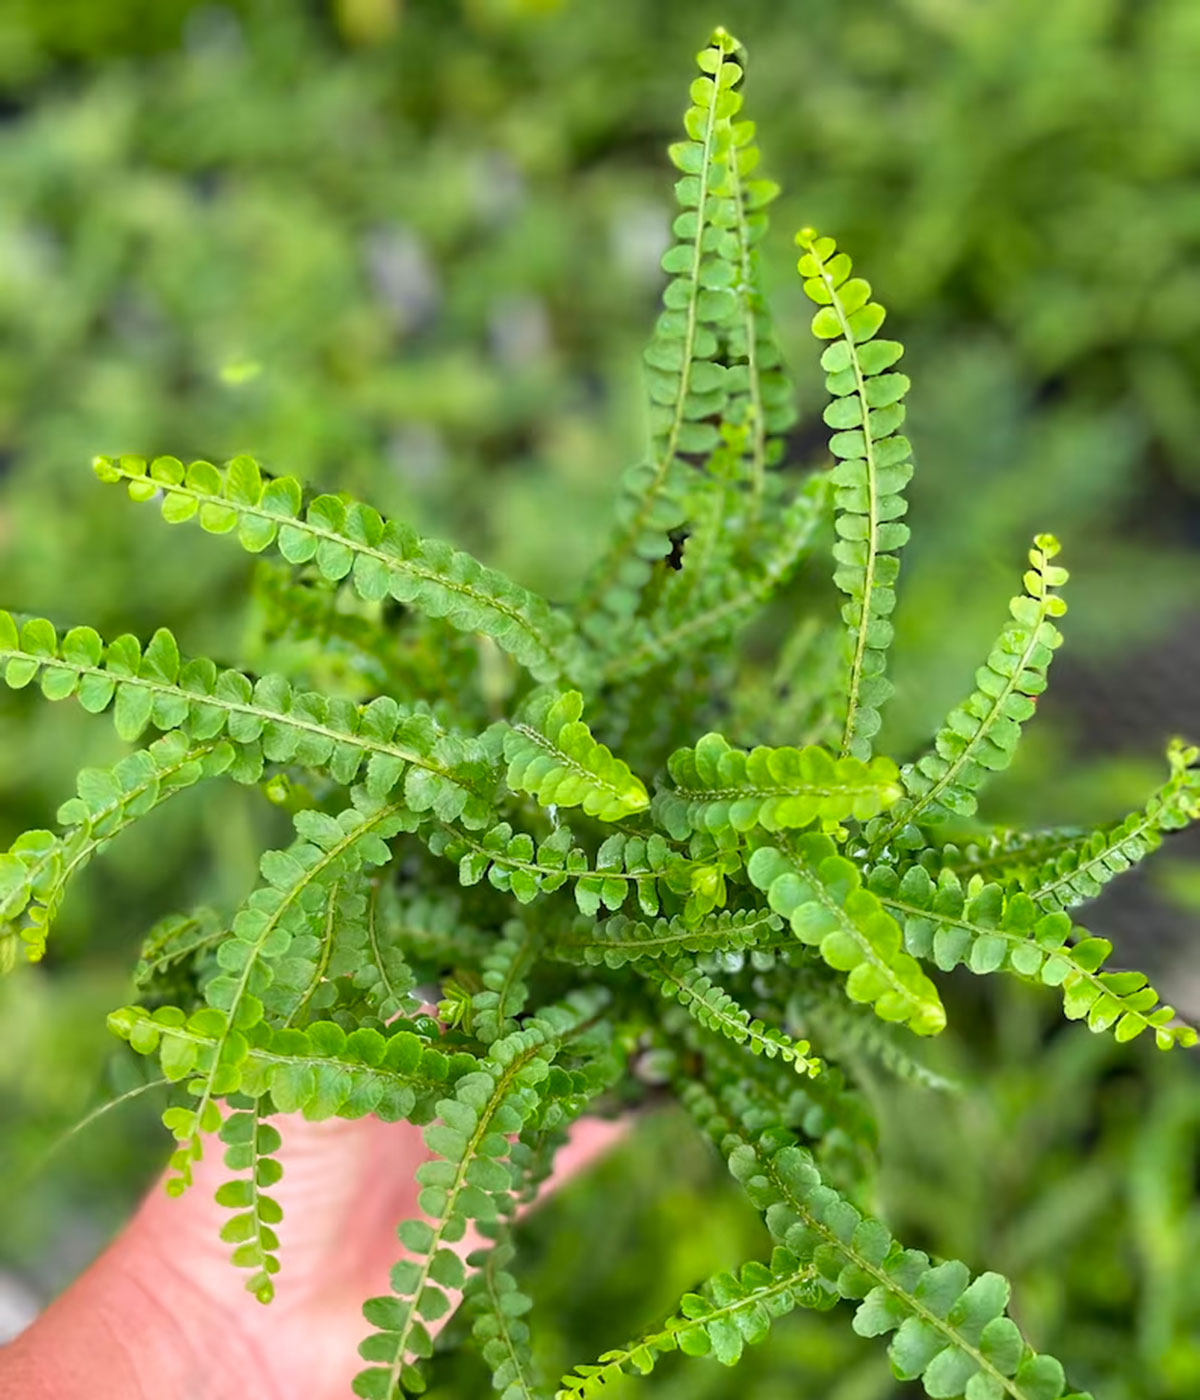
[[1, 2, 1197, 1396]]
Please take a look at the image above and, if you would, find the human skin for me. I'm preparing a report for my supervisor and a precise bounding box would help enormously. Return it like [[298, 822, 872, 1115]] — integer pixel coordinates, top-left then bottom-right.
[[0, 1113, 622, 1400]]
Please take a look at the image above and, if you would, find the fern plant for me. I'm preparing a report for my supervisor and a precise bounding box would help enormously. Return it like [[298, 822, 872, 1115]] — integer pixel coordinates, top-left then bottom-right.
[[2, 26, 1197, 1400]]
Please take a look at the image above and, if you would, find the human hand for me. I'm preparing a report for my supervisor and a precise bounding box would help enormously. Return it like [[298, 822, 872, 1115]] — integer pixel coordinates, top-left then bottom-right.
[[0, 1113, 622, 1400]]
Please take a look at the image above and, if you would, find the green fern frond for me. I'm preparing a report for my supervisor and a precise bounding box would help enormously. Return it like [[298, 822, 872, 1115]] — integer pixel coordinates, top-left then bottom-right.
[[867, 863, 1197, 1049], [428, 821, 682, 918], [748, 837, 945, 1035], [649, 959, 819, 1075], [552, 906, 783, 969], [215, 1107, 284, 1304], [340, 883, 418, 1021], [150, 794, 408, 1189], [577, 29, 766, 637], [797, 228, 913, 761], [465, 1235, 548, 1400], [0, 611, 500, 827], [472, 922, 536, 1045], [502, 689, 649, 822], [92, 454, 579, 683], [108, 1005, 466, 1124], [872, 536, 1068, 847], [556, 1246, 822, 1396], [0, 731, 232, 963], [133, 906, 226, 992], [355, 994, 606, 1400], [656, 732, 902, 839], [685, 1084, 1093, 1400], [788, 970, 961, 1094], [927, 827, 1089, 888], [1028, 738, 1200, 911]]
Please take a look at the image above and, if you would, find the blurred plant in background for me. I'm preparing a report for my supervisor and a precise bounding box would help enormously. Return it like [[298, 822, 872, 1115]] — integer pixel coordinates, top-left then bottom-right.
[[1, 1, 1197, 1395]]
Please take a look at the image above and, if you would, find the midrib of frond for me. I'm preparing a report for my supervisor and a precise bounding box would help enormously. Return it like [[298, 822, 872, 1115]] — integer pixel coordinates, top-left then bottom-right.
[[283, 879, 340, 1027], [726, 153, 767, 519], [363, 889, 406, 1009]]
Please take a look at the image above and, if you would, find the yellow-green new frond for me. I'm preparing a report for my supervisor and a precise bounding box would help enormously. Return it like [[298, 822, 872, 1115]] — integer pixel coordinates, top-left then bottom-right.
[[748, 836, 945, 1036], [656, 731, 901, 839], [798, 229, 912, 761], [867, 862, 1196, 1050]]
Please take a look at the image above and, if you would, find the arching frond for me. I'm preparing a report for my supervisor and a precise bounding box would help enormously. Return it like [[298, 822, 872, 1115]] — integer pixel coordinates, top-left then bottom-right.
[[93, 454, 580, 684], [684, 1083, 1092, 1400], [551, 906, 783, 969], [648, 959, 819, 1074], [1029, 738, 1200, 912], [577, 29, 781, 642], [868, 862, 1197, 1049], [557, 1247, 822, 1395], [1, 731, 232, 963], [355, 995, 606, 1400], [151, 794, 409, 1190], [427, 820, 684, 919], [0, 612, 500, 828]]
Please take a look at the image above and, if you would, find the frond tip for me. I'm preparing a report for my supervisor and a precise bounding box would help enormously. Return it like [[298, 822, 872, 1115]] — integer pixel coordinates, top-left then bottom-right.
[[874, 534, 1068, 847], [502, 689, 649, 823]]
